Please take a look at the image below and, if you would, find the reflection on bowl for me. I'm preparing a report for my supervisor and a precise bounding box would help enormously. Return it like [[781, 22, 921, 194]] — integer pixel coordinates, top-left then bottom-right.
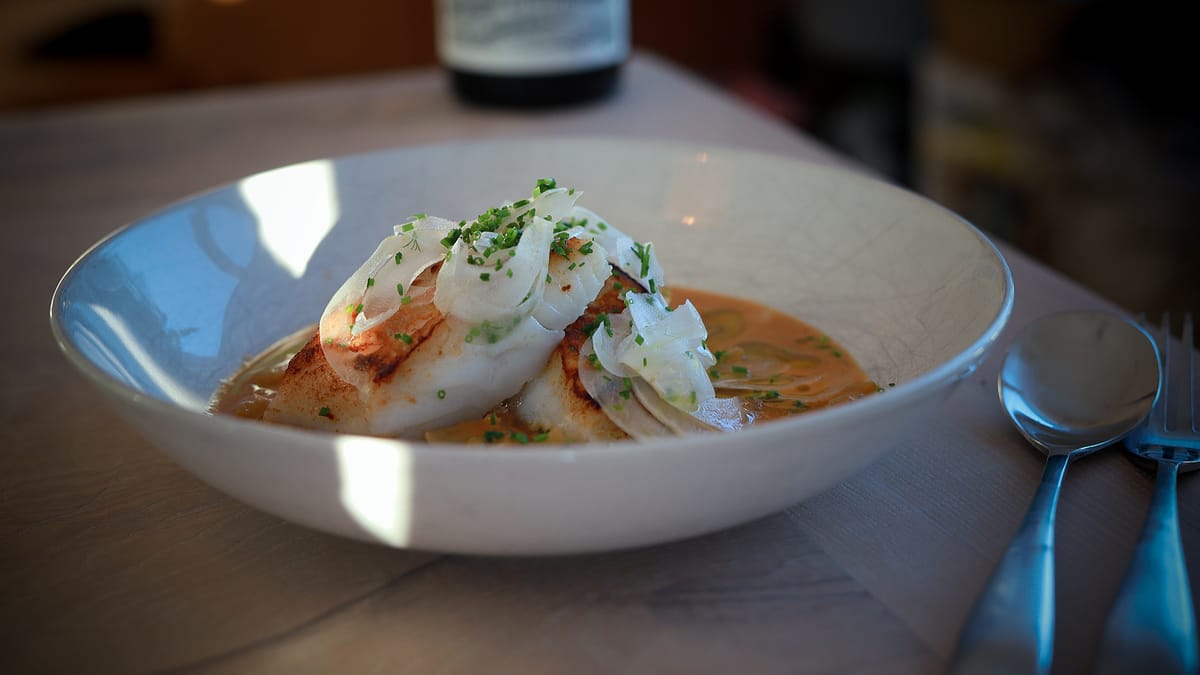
[[50, 139, 1013, 554]]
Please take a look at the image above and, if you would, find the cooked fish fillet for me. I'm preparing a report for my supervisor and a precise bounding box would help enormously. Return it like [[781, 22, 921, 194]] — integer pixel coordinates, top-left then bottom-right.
[[264, 235, 611, 438], [512, 269, 640, 441]]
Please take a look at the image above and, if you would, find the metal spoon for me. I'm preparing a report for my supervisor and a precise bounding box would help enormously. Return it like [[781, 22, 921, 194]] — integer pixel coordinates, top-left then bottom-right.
[[950, 310, 1160, 675]]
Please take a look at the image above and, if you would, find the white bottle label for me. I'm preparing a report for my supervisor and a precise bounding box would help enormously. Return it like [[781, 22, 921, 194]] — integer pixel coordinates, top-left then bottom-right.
[[437, 0, 629, 76]]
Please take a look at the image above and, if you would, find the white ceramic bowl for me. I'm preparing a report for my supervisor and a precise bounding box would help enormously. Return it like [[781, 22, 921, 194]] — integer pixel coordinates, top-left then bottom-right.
[[51, 138, 1013, 555]]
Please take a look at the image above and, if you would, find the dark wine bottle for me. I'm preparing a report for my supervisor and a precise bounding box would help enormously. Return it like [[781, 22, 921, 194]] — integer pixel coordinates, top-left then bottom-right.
[[435, 0, 629, 108]]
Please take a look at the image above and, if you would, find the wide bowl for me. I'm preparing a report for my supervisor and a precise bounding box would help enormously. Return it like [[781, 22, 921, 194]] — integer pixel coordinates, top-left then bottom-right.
[[51, 138, 1013, 555]]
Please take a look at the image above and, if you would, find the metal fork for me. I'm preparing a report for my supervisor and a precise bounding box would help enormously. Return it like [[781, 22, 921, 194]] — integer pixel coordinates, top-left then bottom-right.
[[1096, 313, 1200, 675]]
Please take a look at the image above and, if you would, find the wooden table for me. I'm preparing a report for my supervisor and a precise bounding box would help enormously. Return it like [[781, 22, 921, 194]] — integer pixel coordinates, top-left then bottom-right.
[[3, 53, 1195, 675]]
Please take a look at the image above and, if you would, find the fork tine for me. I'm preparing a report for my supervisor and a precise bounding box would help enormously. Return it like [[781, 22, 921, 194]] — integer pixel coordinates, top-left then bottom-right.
[[1184, 312, 1195, 433], [1149, 313, 1170, 434]]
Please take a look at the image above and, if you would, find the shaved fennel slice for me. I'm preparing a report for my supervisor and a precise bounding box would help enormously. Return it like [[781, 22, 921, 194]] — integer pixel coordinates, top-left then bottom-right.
[[568, 206, 665, 293], [534, 239, 611, 331], [606, 296, 716, 412], [480, 187, 579, 236], [632, 379, 746, 433], [519, 187, 579, 223], [434, 219, 553, 325], [589, 306, 638, 377], [577, 339, 672, 440], [319, 217, 454, 388]]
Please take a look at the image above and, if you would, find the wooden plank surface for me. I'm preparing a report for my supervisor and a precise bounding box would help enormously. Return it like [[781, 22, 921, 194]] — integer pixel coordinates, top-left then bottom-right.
[[1, 53, 1195, 674]]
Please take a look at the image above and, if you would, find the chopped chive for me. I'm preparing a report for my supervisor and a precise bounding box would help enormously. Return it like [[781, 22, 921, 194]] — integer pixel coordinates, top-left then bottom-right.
[[394, 251, 403, 264], [436, 389, 446, 400], [630, 242, 652, 278], [318, 406, 331, 418], [480, 272, 491, 281], [634, 334, 645, 346], [506, 268, 513, 278], [732, 365, 749, 376], [510, 431, 530, 444], [489, 413, 498, 425], [483, 430, 505, 443], [395, 333, 413, 344], [401, 296, 412, 305], [366, 277, 375, 288], [533, 432, 550, 443], [619, 377, 633, 400]]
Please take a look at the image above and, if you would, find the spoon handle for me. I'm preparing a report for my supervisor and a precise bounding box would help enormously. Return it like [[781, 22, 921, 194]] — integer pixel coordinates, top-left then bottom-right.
[[1095, 460, 1199, 675], [949, 453, 1067, 675]]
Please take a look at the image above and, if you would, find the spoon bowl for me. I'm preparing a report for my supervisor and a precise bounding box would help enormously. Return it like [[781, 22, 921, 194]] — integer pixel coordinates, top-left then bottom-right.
[[951, 310, 1159, 675], [999, 311, 1161, 456]]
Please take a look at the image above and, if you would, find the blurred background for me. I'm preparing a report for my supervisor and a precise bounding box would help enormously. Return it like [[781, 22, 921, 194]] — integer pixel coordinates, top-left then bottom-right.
[[2, 0, 1195, 323]]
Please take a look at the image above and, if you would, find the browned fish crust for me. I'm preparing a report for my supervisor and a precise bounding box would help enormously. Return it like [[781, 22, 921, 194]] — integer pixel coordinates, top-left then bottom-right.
[[558, 268, 640, 406]]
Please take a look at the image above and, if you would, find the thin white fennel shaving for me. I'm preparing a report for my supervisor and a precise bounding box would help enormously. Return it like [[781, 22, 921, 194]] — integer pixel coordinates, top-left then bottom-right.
[[567, 205, 666, 295], [576, 339, 673, 439], [592, 293, 716, 412], [318, 215, 455, 390]]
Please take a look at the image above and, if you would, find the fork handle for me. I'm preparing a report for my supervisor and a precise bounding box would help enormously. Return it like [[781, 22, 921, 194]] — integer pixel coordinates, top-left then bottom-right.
[[949, 452, 1066, 675], [1096, 460, 1199, 675]]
